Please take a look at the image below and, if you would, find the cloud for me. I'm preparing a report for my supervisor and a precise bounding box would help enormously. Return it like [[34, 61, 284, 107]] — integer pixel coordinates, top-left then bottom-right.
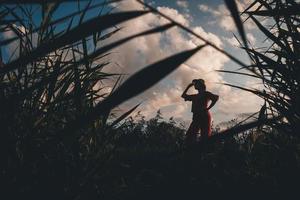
[[176, 0, 188, 9], [217, 80, 264, 116], [224, 36, 240, 47], [176, 0, 192, 21], [223, 32, 256, 47], [198, 4, 221, 16], [199, 4, 235, 31], [198, 1, 257, 32], [158, 6, 190, 26], [246, 33, 256, 44], [198, 4, 209, 12]]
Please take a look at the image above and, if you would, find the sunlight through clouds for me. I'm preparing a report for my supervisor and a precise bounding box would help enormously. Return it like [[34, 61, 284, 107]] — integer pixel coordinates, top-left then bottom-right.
[[105, 0, 262, 124]]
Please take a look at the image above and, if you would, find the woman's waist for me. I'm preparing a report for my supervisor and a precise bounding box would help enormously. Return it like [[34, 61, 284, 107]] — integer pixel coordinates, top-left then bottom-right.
[[192, 110, 210, 116]]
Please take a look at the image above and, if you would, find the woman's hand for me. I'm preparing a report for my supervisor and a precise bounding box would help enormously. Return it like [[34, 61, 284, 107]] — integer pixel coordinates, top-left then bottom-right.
[[181, 83, 194, 99]]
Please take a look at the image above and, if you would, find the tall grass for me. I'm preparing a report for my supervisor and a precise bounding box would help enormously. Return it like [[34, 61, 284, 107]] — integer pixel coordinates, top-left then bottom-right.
[[0, 0, 205, 198], [222, 0, 299, 135], [0, 0, 299, 199], [0, 1, 151, 198]]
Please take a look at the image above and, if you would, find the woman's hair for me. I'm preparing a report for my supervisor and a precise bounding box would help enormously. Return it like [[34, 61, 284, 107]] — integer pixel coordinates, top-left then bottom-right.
[[192, 79, 206, 91]]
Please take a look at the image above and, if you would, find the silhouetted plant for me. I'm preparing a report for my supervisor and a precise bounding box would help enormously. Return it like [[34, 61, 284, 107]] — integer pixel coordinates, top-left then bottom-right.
[[220, 0, 300, 135], [1, 0, 299, 199]]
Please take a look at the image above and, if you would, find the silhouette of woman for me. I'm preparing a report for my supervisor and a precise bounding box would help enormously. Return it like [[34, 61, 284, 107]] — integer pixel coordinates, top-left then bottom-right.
[[181, 79, 219, 143]]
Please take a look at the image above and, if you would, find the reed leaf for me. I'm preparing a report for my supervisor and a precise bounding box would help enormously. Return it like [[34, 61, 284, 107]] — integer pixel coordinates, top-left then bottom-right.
[[245, 5, 300, 16], [210, 116, 282, 142], [110, 103, 141, 128], [216, 69, 261, 79], [224, 0, 248, 48]]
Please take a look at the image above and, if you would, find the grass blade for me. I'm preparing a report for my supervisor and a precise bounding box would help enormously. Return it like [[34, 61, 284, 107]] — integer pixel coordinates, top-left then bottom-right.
[[224, 0, 248, 48], [216, 69, 261, 79], [110, 103, 141, 128], [210, 116, 281, 142]]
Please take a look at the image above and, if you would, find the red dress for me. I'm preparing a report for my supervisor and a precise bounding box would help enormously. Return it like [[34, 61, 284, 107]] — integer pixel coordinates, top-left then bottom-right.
[[183, 91, 213, 139]]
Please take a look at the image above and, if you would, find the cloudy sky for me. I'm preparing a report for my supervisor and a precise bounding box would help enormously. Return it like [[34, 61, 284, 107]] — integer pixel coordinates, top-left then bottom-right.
[[104, 0, 264, 126], [1, 0, 265, 127]]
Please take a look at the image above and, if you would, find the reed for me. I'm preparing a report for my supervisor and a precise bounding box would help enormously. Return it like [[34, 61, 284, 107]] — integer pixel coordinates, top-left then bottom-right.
[[0, 0, 299, 199]]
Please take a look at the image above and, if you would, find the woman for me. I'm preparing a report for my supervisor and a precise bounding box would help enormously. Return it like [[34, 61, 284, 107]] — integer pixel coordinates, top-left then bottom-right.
[[181, 79, 219, 143]]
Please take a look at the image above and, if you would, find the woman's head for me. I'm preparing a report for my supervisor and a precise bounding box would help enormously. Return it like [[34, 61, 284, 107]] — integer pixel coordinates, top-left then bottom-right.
[[192, 79, 206, 91]]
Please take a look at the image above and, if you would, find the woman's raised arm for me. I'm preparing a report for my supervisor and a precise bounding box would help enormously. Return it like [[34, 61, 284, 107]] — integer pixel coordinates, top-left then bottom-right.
[[181, 83, 194, 101]]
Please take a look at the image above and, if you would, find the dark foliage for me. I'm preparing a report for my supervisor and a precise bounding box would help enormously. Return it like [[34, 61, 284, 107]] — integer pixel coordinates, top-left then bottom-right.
[[0, 0, 299, 199]]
